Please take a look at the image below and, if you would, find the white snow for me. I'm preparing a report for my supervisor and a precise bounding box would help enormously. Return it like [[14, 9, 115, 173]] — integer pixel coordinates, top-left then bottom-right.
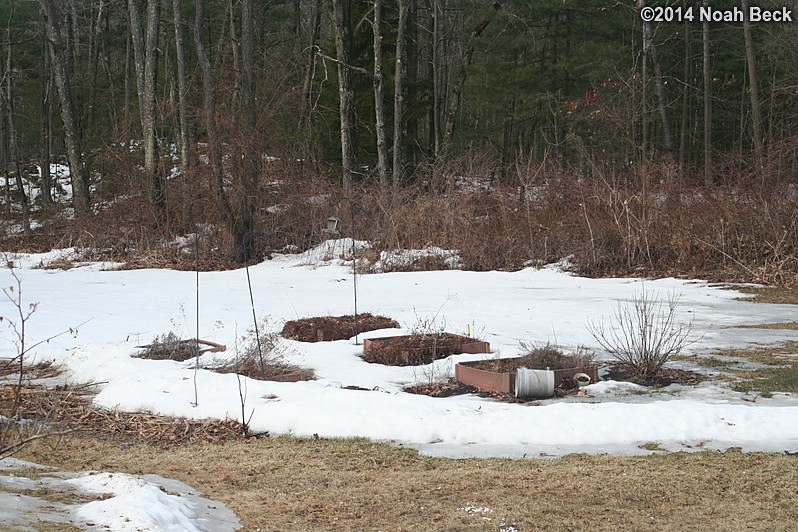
[[0, 459, 241, 531], [1, 243, 798, 460]]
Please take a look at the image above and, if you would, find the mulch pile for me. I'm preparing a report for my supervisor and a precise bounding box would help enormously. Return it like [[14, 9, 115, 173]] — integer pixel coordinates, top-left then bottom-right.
[[362, 333, 476, 366], [281, 313, 399, 342]]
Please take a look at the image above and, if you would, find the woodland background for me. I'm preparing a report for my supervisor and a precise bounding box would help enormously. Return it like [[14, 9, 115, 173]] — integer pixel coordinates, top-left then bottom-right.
[[1, 0, 796, 283]]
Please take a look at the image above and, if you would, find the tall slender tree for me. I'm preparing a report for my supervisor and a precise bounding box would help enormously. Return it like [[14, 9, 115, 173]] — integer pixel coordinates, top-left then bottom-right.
[[372, 0, 389, 188], [39, 0, 91, 212], [741, 0, 764, 180], [393, 0, 409, 185], [702, 0, 712, 185], [332, 0, 356, 193], [128, 0, 165, 207]]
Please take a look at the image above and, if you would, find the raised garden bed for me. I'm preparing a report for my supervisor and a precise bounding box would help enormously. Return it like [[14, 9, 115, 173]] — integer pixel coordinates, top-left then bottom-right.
[[362, 333, 490, 366], [455, 357, 599, 396], [281, 313, 399, 342]]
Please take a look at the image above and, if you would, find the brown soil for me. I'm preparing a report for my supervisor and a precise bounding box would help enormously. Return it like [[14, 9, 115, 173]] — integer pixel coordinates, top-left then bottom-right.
[[281, 313, 399, 342], [362, 333, 478, 366]]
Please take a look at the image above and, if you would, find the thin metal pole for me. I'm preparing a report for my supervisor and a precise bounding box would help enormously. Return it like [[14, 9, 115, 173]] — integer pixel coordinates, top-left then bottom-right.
[[193, 232, 200, 406], [348, 199, 359, 344], [245, 259, 264, 372]]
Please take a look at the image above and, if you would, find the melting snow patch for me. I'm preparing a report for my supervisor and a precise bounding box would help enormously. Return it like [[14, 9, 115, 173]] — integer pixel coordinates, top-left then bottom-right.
[[0, 459, 241, 531], [461, 504, 493, 516]]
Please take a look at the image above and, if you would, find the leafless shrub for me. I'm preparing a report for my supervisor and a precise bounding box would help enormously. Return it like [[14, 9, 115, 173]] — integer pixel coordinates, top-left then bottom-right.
[[1, 261, 73, 456], [209, 319, 313, 382], [588, 290, 693, 382]]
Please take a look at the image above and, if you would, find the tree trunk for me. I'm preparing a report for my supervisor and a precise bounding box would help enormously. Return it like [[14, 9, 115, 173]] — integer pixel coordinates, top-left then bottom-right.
[[86, 0, 105, 138], [39, 0, 91, 213], [172, 0, 192, 174], [5, 25, 27, 212], [440, 5, 498, 155], [393, 0, 409, 185], [40, 11, 53, 208], [237, 0, 259, 262], [702, 0, 712, 185], [332, 0, 356, 193], [644, 20, 674, 159], [299, 0, 321, 132], [372, 0, 388, 188], [129, 0, 165, 208], [194, 0, 235, 234], [678, 4, 692, 174], [741, 0, 765, 181], [432, 0, 442, 157]]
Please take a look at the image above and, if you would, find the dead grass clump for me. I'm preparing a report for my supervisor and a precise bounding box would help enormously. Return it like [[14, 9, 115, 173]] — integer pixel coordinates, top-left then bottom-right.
[[280, 313, 399, 342], [209, 352, 315, 382], [208, 319, 314, 382], [135, 332, 198, 362], [517, 342, 596, 370]]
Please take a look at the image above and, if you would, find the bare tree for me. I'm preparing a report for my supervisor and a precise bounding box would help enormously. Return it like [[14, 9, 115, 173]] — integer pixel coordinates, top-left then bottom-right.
[[644, 19, 674, 159], [128, 0, 165, 208], [702, 0, 712, 185], [39, 11, 54, 208], [4, 18, 27, 214], [440, 3, 499, 155], [332, 0, 356, 193], [741, 0, 765, 180], [39, 0, 91, 213], [372, 0, 389, 188], [171, 0, 191, 186], [393, 0, 409, 186], [237, 0, 260, 262]]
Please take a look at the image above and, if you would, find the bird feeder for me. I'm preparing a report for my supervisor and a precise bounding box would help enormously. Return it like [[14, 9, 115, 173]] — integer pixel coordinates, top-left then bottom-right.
[[323, 216, 341, 235]]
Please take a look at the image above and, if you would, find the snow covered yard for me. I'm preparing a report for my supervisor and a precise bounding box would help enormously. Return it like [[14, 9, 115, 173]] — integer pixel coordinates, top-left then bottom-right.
[[2, 241, 798, 459]]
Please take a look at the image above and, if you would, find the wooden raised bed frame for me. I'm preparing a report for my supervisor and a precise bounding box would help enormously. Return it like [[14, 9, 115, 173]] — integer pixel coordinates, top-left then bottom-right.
[[455, 360, 599, 395]]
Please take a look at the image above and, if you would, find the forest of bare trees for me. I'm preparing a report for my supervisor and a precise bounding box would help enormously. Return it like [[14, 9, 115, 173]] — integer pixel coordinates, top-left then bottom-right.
[[1, 1, 797, 282]]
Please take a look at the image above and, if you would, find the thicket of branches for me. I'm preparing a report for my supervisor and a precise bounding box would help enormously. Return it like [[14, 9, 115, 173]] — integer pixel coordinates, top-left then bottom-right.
[[0, 1, 795, 284]]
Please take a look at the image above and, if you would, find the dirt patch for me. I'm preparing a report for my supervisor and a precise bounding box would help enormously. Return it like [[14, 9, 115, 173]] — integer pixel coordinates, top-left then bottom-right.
[[281, 313, 399, 342], [362, 333, 487, 366]]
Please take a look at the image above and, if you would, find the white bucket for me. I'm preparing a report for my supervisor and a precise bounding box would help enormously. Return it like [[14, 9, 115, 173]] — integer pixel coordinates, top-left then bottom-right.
[[515, 368, 555, 398]]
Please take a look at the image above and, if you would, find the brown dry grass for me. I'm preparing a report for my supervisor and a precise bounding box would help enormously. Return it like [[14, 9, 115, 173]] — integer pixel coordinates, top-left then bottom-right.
[[16, 433, 798, 531], [734, 287, 798, 305]]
